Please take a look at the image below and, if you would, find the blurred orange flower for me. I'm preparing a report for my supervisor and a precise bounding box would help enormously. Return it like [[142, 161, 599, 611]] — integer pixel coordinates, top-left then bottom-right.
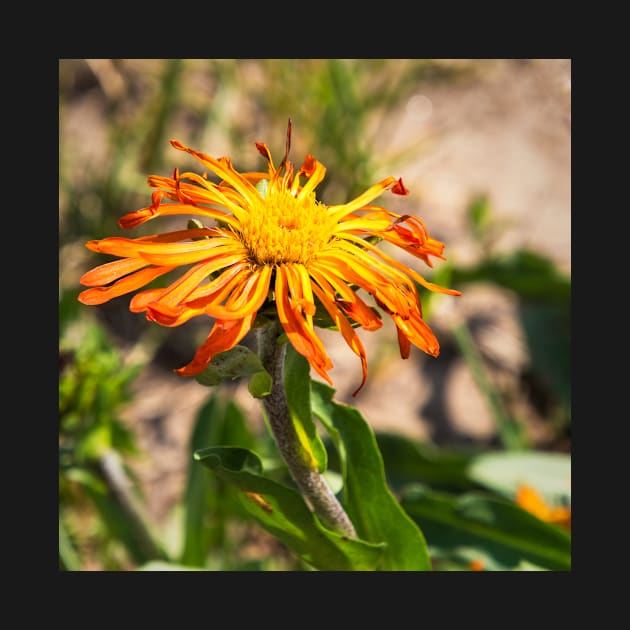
[[79, 122, 460, 394], [515, 484, 571, 531]]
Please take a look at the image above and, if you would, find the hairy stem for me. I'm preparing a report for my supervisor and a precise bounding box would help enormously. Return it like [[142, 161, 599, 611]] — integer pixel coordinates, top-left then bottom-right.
[[256, 321, 357, 538]]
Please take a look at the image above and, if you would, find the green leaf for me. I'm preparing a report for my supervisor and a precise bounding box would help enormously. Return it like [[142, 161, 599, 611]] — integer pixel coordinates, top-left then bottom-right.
[[59, 515, 81, 571], [450, 249, 571, 304], [375, 432, 480, 492], [467, 194, 492, 236], [514, 560, 549, 571], [194, 446, 384, 571], [137, 561, 205, 571], [467, 450, 571, 504], [194, 345, 271, 391], [80, 483, 160, 565], [59, 288, 83, 337], [520, 301, 571, 414], [284, 344, 328, 472], [400, 484, 571, 571], [311, 382, 432, 571], [181, 392, 258, 566], [64, 466, 108, 494], [110, 419, 141, 456], [180, 391, 222, 566]]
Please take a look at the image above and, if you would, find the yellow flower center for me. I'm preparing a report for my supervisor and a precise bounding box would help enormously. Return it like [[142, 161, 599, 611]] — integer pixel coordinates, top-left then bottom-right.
[[239, 186, 336, 265]]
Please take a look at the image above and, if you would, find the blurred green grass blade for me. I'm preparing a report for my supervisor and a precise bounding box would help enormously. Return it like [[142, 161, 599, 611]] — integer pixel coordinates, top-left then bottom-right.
[[180, 391, 224, 566], [194, 446, 384, 571], [97, 450, 169, 563], [520, 301, 571, 415], [136, 561, 205, 571], [181, 392, 258, 566], [401, 484, 571, 571], [140, 59, 183, 173], [59, 289, 83, 338], [64, 466, 108, 494], [312, 382, 432, 570], [68, 454, 168, 566], [81, 484, 158, 565], [284, 344, 327, 473], [447, 246, 571, 422], [467, 450, 571, 504], [59, 515, 81, 571], [452, 321, 528, 450]]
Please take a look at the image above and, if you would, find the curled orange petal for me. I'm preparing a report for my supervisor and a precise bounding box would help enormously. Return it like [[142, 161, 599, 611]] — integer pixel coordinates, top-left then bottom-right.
[[175, 315, 255, 376], [79, 257, 149, 287], [78, 266, 176, 306], [312, 282, 368, 396], [275, 265, 333, 384]]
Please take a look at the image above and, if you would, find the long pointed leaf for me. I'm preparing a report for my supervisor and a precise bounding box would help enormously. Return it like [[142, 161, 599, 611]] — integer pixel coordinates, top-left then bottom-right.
[[401, 484, 571, 571], [180, 391, 223, 566], [311, 382, 432, 570], [181, 392, 258, 566], [195, 446, 384, 571]]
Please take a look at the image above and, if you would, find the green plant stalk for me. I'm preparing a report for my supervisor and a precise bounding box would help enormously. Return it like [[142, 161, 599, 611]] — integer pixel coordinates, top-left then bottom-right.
[[140, 58, 183, 173], [256, 321, 357, 539], [452, 321, 527, 450], [98, 450, 169, 562]]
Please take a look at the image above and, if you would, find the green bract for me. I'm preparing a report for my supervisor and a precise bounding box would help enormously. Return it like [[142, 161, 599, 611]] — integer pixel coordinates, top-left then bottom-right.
[[194, 345, 271, 396]]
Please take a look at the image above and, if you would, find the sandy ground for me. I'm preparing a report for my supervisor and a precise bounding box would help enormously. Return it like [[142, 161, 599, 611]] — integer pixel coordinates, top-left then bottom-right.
[[62, 59, 571, 526]]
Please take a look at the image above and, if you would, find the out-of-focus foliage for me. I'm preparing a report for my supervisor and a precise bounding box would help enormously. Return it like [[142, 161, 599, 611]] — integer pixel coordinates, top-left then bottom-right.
[[426, 195, 571, 437], [59, 312, 151, 570]]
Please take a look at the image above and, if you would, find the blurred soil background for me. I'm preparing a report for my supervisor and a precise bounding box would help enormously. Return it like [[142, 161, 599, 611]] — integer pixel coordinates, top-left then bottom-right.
[[59, 59, 571, 565]]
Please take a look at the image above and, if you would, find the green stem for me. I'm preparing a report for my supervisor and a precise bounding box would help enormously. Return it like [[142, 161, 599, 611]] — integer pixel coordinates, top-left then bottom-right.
[[98, 450, 169, 561], [452, 321, 527, 450], [256, 321, 357, 538]]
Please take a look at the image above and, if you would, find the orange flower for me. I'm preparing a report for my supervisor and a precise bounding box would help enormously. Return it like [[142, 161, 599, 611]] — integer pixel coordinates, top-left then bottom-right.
[[515, 484, 571, 531], [78, 122, 460, 395], [469, 559, 485, 571]]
